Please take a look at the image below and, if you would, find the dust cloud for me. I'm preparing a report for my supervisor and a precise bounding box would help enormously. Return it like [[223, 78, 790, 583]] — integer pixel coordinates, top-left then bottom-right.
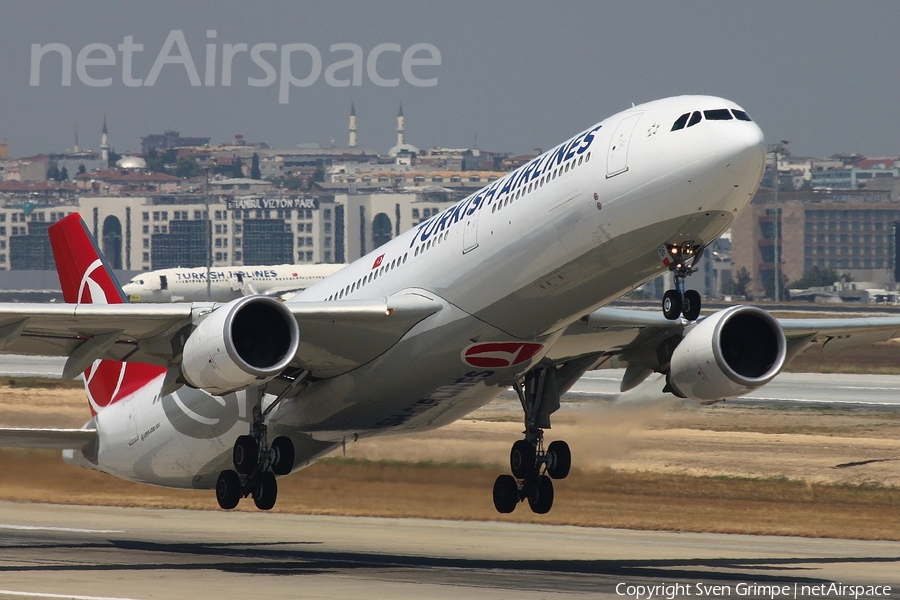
[[559, 374, 683, 471]]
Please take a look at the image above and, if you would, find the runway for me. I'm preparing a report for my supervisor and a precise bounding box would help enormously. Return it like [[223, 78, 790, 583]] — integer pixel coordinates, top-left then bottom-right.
[[0, 502, 897, 600], [568, 371, 900, 407], [4, 354, 900, 408]]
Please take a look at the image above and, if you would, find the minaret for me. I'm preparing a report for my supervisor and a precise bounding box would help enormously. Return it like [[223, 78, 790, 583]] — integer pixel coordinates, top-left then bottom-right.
[[396, 103, 405, 147], [74, 127, 80, 153], [349, 102, 357, 148], [100, 114, 109, 163]]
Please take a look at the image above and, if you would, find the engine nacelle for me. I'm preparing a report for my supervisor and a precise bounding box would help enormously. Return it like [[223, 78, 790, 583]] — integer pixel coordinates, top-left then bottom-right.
[[181, 296, 300, 395], [668, 305, 786, 401]]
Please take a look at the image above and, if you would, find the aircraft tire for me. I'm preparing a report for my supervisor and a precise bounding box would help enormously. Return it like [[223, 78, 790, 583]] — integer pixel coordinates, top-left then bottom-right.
[[527, 475, 554, 514], [492, 474, 519, 513], [546, 440, 571, 480], [270, 436, 295, 476], [253, 471, 278, 511], [662, 290, 682, 320], [510, 440, 536, 479], [216, 470, 241, 510], [682, 290, 702, 321], [233, 435, 259, 475]]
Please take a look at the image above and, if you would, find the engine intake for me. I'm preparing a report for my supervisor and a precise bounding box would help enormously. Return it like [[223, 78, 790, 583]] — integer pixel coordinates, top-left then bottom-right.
[[181, 296, 300, 395], [668, 305, 786, 401]]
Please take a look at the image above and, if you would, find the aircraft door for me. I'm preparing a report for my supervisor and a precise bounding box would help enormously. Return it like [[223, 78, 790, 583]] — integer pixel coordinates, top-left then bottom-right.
[[159, 275, 168, 290], [606, 113, 642, 178], [462, 207, 479, 253]]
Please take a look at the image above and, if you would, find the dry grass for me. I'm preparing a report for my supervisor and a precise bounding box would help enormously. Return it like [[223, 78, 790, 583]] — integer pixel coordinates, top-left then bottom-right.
[[1, 450, 898, 540], [2, 374, 900, 541]]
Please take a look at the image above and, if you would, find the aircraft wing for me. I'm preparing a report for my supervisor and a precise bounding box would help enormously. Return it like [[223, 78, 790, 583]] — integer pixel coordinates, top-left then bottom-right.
[[547, 306, 900, 389], [0, 427, 97, 449], [0, 294, 441, 380], [285, 293, 441, 377]]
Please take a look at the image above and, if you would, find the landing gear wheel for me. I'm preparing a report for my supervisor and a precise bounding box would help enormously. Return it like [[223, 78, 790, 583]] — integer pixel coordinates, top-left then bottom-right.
[[528, 475, 554, 514], [233, 435, 259, 475], [253, 471, 278, 511], [510, 440, 536, 479], [492, 474, 519, 514], [216, 470, 241, 510], [270, 436, 295, 476], [682, 290, 701, 321], [546, 440, 571, 480], [662, 290, 682, 320]]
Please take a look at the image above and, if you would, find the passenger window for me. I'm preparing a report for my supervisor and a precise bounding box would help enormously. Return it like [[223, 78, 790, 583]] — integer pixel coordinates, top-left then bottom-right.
[[687, 111, 702, 127], [671, 113, 690, 131], [703, 109, 733, 121], [732, 109, 752, 121]]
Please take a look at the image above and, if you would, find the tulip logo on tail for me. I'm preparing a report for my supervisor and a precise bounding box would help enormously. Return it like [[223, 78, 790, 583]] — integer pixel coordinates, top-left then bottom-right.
[[462, 342, 544, 368], [78, 259, 113, 304], [49, 215, 166, 416]]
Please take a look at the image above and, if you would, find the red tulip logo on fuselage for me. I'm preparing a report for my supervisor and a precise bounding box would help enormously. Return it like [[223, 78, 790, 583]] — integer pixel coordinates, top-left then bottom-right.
[[462, 342, 544, 368]]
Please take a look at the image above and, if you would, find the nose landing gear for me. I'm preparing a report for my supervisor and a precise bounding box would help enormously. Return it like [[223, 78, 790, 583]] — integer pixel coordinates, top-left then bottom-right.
[[659, 243, 703, 321]]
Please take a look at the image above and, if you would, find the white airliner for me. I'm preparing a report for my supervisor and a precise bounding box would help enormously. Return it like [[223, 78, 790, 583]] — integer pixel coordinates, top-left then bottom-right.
[[3, 95, 900, 516], [121, 263, 347, 302]]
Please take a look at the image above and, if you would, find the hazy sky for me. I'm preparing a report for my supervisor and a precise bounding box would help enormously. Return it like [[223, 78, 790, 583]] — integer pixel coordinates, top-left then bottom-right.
[[3, 1, 899, 159]]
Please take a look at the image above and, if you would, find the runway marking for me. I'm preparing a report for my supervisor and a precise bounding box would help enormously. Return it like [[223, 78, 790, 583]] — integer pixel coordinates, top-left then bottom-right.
[[738, 396, 900, 406], [0, 524, 124, 534], [0, 591, 139, 600], [835, 385, 900, 391]]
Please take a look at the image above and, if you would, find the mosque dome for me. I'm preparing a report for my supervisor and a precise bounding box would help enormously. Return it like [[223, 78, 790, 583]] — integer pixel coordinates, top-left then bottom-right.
[[116, 156, 147, 169]]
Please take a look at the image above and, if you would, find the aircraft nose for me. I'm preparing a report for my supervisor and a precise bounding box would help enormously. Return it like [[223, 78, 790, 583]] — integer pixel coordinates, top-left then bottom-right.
[[720, 121, 766, 178]]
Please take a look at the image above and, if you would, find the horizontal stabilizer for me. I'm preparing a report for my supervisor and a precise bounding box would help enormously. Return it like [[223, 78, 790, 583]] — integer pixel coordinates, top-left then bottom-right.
[[0, 427, 97, 449]]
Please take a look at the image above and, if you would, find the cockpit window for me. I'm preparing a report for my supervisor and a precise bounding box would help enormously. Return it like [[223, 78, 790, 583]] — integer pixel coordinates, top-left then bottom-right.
[[672, 108, 751, 132], [703, 109, 733, 121], [671, 113, 690, 131]]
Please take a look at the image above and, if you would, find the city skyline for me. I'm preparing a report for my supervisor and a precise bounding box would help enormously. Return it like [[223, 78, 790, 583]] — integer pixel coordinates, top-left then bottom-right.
[[2, 1, 900, 158]]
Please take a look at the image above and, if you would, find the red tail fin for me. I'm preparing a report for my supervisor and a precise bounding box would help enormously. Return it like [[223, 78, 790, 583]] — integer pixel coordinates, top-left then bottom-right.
[[49, 214, 165, 415]]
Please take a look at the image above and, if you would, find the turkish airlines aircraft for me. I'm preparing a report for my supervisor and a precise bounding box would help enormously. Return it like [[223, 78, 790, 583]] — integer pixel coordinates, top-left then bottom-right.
[[3, 95, 900, 515], [122, 263, 347, 302]]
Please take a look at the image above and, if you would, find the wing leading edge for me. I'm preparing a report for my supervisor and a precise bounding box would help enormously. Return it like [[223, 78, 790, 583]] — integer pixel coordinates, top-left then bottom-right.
[[0, 295, 441, 379], [547, 306, 900, 380]]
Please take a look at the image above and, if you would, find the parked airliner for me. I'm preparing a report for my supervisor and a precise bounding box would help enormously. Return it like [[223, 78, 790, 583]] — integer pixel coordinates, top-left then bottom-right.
[[122, 263, 347, 302], [3, 95, 900, 515]]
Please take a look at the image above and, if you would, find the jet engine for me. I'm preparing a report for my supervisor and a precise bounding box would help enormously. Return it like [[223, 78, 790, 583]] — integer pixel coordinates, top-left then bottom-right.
[[667, 305, 786, 401], [181, 296, 300, 395]]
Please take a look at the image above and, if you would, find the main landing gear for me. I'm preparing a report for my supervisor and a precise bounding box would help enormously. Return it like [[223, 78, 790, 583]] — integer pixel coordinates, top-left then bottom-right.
[[216, 388, 296, 511], [659, 242, 702, 321], [493, 366, 571, 515]]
